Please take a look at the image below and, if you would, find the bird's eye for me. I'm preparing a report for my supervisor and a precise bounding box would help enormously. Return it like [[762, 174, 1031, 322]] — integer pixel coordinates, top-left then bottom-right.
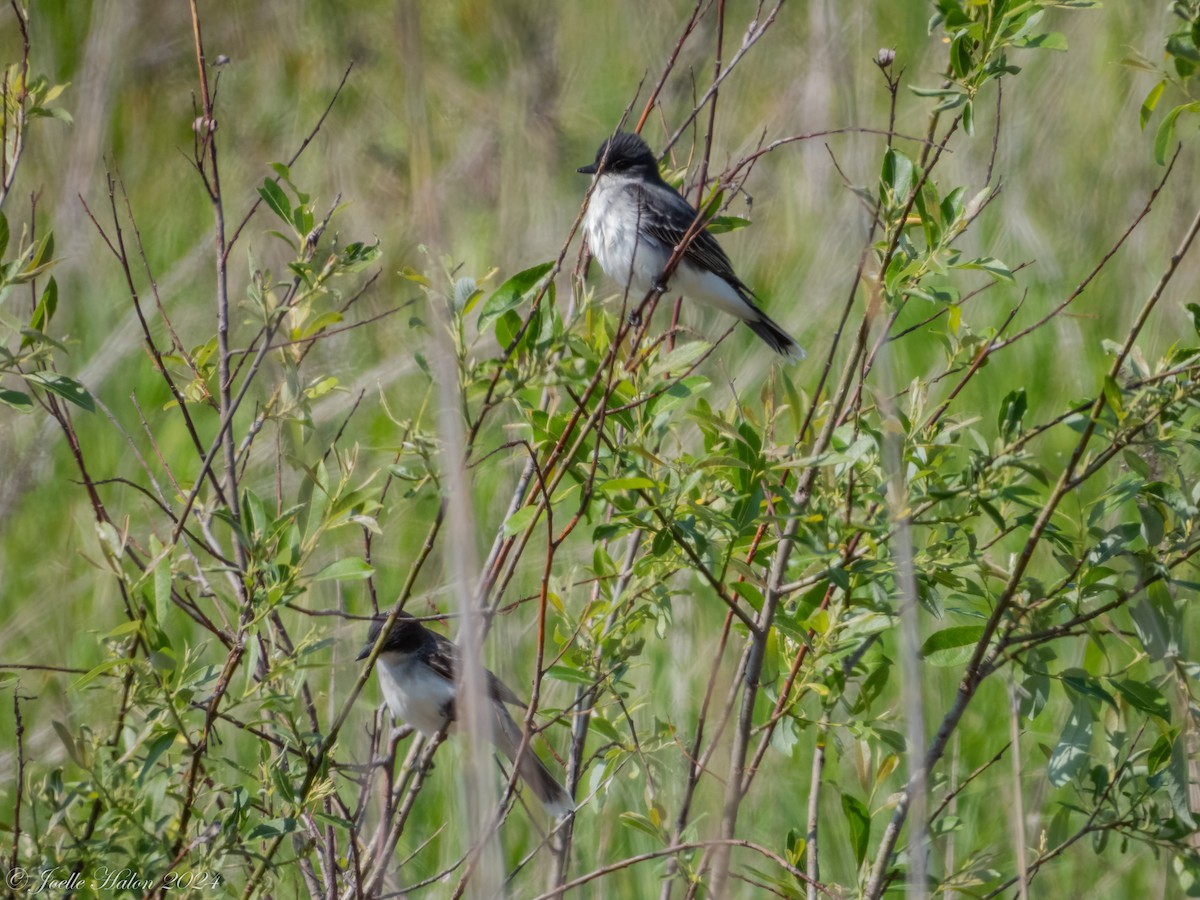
[[611, 158, 629, 171]]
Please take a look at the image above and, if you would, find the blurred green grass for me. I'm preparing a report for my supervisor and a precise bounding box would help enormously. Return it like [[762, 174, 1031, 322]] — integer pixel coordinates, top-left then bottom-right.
[[1, 0, 1197, 894]]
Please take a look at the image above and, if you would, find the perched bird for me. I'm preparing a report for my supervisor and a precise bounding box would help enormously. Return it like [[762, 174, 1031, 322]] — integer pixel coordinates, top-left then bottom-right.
[[578, 131, 804, 360], [357, 613, 573, 817]]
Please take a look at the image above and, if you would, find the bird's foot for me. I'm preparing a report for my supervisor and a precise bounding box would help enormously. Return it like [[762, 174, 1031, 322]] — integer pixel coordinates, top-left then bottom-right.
[[627, 309, 642, 327]]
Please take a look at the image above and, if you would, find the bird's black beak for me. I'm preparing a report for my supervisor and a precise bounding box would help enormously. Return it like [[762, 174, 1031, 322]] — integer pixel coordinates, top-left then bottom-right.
[[356, 642, 373, 662], [577, 162, 597, 175]]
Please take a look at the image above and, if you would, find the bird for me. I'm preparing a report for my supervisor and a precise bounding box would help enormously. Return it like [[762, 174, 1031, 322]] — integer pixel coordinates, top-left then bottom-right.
[[578, 131, 804, 360], [357, 613, 574, 817]]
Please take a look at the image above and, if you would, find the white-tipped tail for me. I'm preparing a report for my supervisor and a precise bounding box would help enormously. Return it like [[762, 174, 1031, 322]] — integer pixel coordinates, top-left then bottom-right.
[[746, 310, 806, 361]]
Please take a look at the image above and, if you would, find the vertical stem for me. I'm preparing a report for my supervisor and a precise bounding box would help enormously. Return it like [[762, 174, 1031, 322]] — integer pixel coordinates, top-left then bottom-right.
[[10, 690, 25, 876], [1008, 680, 1029, 900], [942, 732, 959, 899], [188, 0, 245, 573], [805, 713, 828, 900], [430, 293, 502, 897], [879, 319, 927, 899]]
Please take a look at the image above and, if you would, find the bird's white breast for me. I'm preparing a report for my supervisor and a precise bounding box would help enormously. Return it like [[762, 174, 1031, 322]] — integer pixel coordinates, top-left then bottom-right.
[[582, 175, 755, 322], [583, 174, 668, 297], [375, 652, 457, 736]]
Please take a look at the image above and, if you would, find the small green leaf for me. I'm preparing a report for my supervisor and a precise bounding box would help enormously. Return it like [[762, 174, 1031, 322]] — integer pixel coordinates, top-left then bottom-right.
[[137, 730, 176, 785], [1141, 80, 1166, 130], [0, 389, 33, 411], [1148, 731, 1173, 775], [706, 215, 752, 234], [881, 149, 914, 204], [70, 658, 133, 691], [1186, 302, 1200, 337], [619, 811, 665, 840], [1110, 678, 1170, 719], [1102, 375, 1124, 418], [841, 794, 871, 867], [544, 665, 595, 685], [920, 625, 985, 667], [959, 257, 1014, 282], [52, 720, 85, 767], [400, 266, 431, 287], [23, 371, 95, 412], [477, 261, 553, 336], [248, 817, 300, 839], [1014, 32, 1068, 51], [313, 557, 374, 582], [1153, 101, 1200, 165], [502, 505, 540, 537], [998, 388, 1027, 440], [29, 276, 57, 333], [1047, 696, 1093, 787], [150, 535, 171, 626], [599, 476, 656, 495], [258, 178, 292, 226]]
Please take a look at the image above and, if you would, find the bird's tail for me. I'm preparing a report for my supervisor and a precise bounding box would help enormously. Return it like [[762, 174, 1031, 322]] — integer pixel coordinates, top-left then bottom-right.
[[745, 308, 806, 361], [492, 704, 574, 817]]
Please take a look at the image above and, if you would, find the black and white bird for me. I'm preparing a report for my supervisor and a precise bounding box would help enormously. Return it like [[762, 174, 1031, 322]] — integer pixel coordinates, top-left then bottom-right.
[[357, 613, 573, 817], [578, 131, 804, 360]]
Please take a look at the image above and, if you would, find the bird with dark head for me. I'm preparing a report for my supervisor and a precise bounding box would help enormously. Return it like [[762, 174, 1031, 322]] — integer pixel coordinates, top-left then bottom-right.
[[578, 131, 804, 360], [357, 612, 573, 817]]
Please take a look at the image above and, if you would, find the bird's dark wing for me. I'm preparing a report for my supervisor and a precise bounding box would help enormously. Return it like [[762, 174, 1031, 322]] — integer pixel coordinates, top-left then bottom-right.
[[635, 182, 745, 289], [424, 633, 525, 712]]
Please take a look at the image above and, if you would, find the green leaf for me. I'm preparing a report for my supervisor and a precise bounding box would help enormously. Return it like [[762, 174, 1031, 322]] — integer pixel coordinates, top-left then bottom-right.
[[1153, 101, 1200, 165], [137, 730, 176, 785], [502, 505, 540, 537], [52, 720, 85, 767], [1187, 302, 1200, 337], [29, 276, 57, 333], [495, 309, 523, 350], [1141, 80, 1166, 130], [1148, 731, 1173, 775], [619, 811, 665, 840], [950, 33, 973, 78], [23, 371, 95, 412], [313, 556, 374, 582], [599, 476, 656, 495], [0, 388, 33, 412], [959, 257, 1015, 282], [706, 215, 752, 234], [1061, 669, 1117, 710], [1130, 583, 1177, 661], [258, 178, 292, 226], [1102, 375, 1124, 418], [477, 261, 553, 335], [0, 211, 9, 259], [881, 149, 914, 204], [920, 625, 985, 666], [841, 793, 871, 867], [1110, 678, 1170, 719], [248, 817, 300, 840], [1162, 730, 1199, 828], [150, 535, 171, 626], [400, 266, 431, 287], [1167, 31, 1200, 63], [544, 665, 595, 685], [70, 657, 134, 691], [1014, 32, 1068, 51], [998, 388, 1027, 439], [1047, 695, 1092, 787]]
